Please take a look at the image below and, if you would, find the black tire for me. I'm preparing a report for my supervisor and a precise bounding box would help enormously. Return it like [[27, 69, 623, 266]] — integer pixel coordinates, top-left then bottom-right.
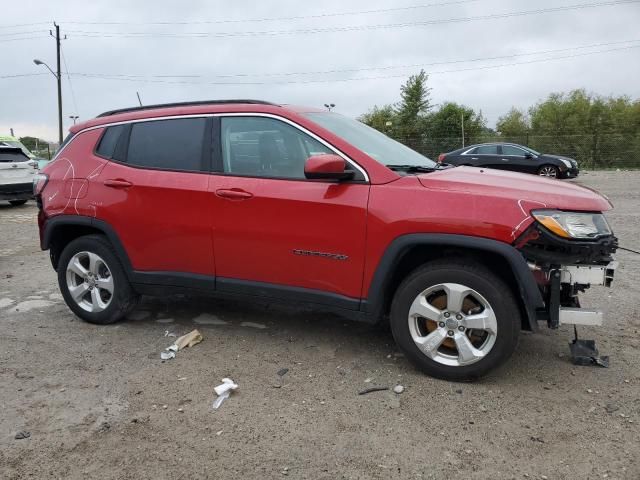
[[57, 234, 138, 324], [9, 199, 28, 206], [390, 260, 520, 381], [537, 165, 558, 178]]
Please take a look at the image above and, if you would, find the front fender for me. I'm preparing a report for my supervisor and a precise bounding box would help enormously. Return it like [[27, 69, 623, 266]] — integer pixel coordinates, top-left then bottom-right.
[[363, 233, 544, 330]]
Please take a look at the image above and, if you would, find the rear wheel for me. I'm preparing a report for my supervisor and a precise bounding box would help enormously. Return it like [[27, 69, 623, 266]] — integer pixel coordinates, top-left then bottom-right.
[[390, 260, 520, 381], [9, 200, 28, 206], [58, 234, 138, 324], [538, 165, 558, 178]]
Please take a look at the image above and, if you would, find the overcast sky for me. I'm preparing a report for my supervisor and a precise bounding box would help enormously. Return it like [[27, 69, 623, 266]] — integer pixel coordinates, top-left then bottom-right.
[[1, 0, 639, 142]]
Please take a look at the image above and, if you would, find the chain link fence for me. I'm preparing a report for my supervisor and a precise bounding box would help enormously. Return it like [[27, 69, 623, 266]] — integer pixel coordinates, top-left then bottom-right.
[[397, 133, 640, 169]]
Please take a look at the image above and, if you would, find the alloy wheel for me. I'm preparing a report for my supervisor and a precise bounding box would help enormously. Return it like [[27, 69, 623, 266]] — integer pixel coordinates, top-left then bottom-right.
[[538, 166, 557, 177], [407, 283, 498, 366], [65, 251, 115, 312]]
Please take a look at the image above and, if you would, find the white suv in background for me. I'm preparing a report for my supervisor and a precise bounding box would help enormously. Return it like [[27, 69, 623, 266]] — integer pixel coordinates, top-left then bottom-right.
[[0, 146, 38, 206]]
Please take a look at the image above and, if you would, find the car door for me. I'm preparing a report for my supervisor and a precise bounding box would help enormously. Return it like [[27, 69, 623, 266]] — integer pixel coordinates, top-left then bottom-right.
[[498, 145, 534, 173], [209, 114, 369, 307], [464, 145, 500, 169], [95, 117, 215, 280]]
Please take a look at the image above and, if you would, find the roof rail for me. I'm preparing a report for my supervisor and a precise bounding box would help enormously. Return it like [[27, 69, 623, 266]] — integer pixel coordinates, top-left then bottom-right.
[[97, 99, 279, 117]]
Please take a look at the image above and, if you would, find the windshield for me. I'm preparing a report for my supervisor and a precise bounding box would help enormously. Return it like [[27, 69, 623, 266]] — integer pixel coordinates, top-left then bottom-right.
[[303, 112, 436, 168]]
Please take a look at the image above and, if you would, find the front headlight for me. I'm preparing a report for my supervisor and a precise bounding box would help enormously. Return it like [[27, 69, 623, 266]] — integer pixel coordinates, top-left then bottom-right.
[[560, 159, 572, 169], [532, 210, 612, 239]]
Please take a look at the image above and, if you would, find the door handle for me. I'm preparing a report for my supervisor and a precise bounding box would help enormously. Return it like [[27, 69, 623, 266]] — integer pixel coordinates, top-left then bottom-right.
[[471, 157, 479, 160], [103, 179, 133, 188], [501, 158, 509, 161], [215, 188, 253, 200]]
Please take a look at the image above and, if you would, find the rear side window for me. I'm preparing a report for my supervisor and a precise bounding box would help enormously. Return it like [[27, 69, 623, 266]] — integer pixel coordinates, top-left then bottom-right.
[[0, 150, 29, 162], [96, 125, 126, 159], [126, 118, 206, 172], [473, 145, 498, 155]]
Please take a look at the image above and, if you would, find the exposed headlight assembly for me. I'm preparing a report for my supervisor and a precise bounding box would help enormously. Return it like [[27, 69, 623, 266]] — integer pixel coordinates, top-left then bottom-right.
[[532, 210, 612, 239]]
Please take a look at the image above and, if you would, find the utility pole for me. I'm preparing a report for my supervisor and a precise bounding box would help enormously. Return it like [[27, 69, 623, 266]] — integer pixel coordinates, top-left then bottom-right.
[[55, 23, 63, 145], [461, 112, 465, 148]]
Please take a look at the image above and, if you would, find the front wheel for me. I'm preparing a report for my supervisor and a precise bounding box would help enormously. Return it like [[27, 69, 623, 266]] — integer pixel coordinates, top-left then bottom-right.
[[538, 165, 558, 178], [390, 260, 520, 381], [58, 234, 138, 324]]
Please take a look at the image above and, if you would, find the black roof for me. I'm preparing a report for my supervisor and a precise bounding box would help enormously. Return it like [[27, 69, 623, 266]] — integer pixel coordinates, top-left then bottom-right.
[[97, 99, 279, 118]]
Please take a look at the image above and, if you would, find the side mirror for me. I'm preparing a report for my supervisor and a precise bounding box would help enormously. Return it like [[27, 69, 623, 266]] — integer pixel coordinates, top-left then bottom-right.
[[524, 152, 533, 159], [304, 154, 354, 180]]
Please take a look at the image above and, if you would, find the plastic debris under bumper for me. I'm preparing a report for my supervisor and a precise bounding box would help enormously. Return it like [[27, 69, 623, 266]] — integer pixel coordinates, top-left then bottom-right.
[[559, 307, 603, 326], [557, 260, 617, 327], [560, 261, 617, 287]]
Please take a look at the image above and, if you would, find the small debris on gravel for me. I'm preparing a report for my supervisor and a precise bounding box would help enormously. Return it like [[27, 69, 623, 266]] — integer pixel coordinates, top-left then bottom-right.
[[277, 368, 289, 377], [358, 386, 389, 395], [605, 404, 620, 414], [14, 431, 30, 440], [393, 385, 405, 394], [455, 389, 463, 394], [530, 436, 545, 443], [98, 422, 110, 433]]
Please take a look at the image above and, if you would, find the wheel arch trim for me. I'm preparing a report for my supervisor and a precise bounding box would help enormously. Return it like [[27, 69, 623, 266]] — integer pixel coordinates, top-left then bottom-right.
[[363, 234, 544, 330], [42, 215, 134, 278]]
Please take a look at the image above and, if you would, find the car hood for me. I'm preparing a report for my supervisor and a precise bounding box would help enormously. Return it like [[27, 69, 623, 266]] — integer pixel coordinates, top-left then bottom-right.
[[540, 153, 577, 164], [417, 166, 611, 212]]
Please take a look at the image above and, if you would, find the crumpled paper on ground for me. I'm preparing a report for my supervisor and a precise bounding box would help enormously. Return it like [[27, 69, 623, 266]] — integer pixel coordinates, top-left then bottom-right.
[[160, 329, 203, 360]]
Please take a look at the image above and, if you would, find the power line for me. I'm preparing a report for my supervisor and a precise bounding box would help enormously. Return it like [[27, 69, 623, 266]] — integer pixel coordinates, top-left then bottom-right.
[[0, 73, 48, 79], [0, 29, 43, 36], [62, 0, 480, 25], [0, 21, 50, 29], [5, 40, 637, 82], [56, 44, 640, 86], [0, 35, 48, 43], [61, 45, 80, 117], [63, 1, 640, 38], [58, 39, 638, 80]]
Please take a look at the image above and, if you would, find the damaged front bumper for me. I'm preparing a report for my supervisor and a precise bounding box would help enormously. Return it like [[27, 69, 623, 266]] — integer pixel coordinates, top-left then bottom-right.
[[555, 261, 617, 327], [516, 223, 618, 329]]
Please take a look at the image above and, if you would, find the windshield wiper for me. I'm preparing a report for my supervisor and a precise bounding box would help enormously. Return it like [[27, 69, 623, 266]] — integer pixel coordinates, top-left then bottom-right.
[[387, 164, 447, 173]]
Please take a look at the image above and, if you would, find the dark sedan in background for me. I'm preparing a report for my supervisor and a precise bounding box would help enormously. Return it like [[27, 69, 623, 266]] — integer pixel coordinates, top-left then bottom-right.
[[437, 142, 579, 179]]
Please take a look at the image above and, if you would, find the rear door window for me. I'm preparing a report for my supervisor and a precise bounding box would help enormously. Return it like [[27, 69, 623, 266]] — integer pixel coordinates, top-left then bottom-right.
[[474, 145, 498, 155], [126, 118, 207, 172], [96, 125, 127, 159]]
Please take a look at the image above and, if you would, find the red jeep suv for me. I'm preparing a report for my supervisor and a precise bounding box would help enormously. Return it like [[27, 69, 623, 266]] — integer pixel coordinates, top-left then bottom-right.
[[35, 100, 618, 380]]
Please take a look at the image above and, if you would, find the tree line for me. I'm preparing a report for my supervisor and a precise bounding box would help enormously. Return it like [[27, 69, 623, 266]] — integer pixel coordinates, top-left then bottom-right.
[[359, 70, 640, 168]]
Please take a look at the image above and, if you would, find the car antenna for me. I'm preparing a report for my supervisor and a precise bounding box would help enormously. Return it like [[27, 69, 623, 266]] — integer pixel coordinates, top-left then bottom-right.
[[136, 91, 143, 107]]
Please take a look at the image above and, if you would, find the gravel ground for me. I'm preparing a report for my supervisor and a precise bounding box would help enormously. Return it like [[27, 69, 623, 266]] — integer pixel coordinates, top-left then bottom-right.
[[0, 171, 638, 479]]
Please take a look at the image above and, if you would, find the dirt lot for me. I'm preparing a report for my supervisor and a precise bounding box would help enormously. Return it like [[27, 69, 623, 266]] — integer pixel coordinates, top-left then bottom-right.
[[0, 171, 638, 479]]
